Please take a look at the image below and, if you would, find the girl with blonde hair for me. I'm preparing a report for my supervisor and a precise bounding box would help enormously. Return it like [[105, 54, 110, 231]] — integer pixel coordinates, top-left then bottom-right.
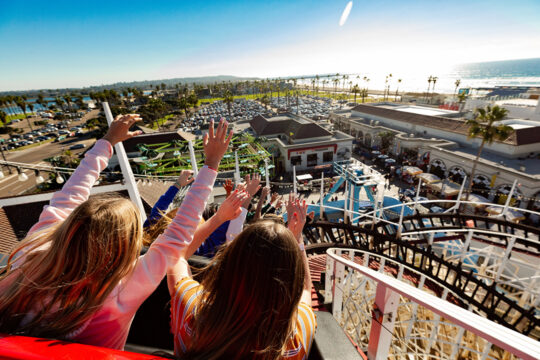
[[0, 116, 236, 351], [169, 195, 316, 360]]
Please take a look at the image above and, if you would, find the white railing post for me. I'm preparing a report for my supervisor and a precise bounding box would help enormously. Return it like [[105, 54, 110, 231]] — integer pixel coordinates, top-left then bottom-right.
[[319, 172, 325, 219], [501, 179, 517, 217], [325, 253, 334, 303], [413, 177, 422, 215], [264, 158, 271, 203], [102, 102, 146, 222], [367, 283, 400, 360], [333, 258, 345, 322], [234, 151, 241, 184], [187, 140, 198, 176], [293, 165, 297, 195], [397, 203, 405, 238]]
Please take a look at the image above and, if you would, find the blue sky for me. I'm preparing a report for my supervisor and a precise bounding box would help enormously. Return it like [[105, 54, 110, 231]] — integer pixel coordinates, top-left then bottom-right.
[[1, 0, 540, 91]]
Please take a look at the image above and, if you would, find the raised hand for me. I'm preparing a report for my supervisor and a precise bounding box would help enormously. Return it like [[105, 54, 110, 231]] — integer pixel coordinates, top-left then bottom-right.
[[223, 179, 234, 197], [287, 198, 308, 242], [203, 118, 233, 170], [216, 189, 250, 222], [177, 170, 194, 188], [102, 114, 142, 146], [260, 186, 270, 200], [244, 173, 261, 197], [270, 191, 279, 204]]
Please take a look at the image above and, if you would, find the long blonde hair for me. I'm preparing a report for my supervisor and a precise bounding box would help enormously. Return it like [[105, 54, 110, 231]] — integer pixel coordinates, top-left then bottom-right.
[[182, 220, 305, 360], [0, 194, 143, 338]]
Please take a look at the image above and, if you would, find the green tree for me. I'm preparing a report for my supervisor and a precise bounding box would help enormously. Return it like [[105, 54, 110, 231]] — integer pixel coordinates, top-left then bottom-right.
[[55, 97, 64, 111], [464, 105, 513, 203], [457, 92, 468, 112], [378, 131, 395, 151], [15, 96, 32, 131], [0, 110, 6, 127], [260, 94, 270, 110], [454, 79, 461, 99], [224, 90, 234, 118], [63, 94, 73, 114], [351, 84, 360, 103]]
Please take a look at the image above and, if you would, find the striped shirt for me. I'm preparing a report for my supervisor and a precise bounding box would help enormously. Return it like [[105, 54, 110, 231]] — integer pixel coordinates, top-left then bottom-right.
[[171, 278, 317, 359]]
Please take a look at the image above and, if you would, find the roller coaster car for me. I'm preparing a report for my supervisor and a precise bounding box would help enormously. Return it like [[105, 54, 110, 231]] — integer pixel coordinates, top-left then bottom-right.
[[0, 333, 170, 360]]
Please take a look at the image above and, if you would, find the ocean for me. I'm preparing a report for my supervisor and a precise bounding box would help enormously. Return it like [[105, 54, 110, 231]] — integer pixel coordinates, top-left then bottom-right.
[[299, 58, 540, 95]]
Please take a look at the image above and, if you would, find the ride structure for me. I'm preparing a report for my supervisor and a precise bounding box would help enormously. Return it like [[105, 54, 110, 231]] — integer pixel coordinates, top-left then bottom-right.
[[133, 134, 273, 178]]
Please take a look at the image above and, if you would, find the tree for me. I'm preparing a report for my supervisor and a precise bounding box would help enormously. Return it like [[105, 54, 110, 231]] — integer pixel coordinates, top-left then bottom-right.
[[15, 96, 32, 131], [457, 92, 468, 112], [431, 76, 438, 103], [63, 94, 73, 114], [378, 131, 395, 151], [0, 110, 6, 127], [395, 79, 402, 101], [351, 84, 360, 103], [223, 90, 234, 119], [425, 76, 433, 102], [464, 105, 513, 204], [454, 79, 461, 99], [260, 94, 270, 110], [55, 97, 64, 111]]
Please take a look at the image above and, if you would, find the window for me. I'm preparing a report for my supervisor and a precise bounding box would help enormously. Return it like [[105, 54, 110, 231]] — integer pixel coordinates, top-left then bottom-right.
[[291, 156, 302, 166], [307, 153, 318, 166], [323, 151, 333, 162]]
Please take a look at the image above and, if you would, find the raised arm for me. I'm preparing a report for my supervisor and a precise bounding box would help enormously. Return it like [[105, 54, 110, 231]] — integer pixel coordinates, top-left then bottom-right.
[[184, 189, 248, 258], [116, 119, 233, 305], [287, 194, 313, 306], [143, 170, 194, 228], [27, 114, 141, 236]]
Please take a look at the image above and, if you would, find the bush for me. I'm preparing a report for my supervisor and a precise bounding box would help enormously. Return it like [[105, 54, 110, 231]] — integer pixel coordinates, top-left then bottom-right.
[[0, 126, 15, 134]]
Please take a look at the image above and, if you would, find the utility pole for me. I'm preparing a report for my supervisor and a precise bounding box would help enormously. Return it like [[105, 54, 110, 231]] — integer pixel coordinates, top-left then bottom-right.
[[0, 140, 12, 174]]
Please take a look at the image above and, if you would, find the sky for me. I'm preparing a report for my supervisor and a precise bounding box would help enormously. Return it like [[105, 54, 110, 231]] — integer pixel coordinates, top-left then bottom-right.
[[1, 0, 540, 91]]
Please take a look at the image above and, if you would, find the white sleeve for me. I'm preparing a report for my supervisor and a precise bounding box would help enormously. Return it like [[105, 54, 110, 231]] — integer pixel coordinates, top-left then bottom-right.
[[226, 207, 248, 243]]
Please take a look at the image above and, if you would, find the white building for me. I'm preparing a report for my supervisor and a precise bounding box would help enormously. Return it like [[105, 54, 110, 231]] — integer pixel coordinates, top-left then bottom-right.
[[330, 103, 540, 207], [249, 114, 353, 173]]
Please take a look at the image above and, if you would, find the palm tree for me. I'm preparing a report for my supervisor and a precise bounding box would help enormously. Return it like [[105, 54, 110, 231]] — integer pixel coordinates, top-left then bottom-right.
[[395, 79, 402, 101], [464, 105, 513, 204], [360, 88, 368, 103], [457, 92, 468, 112], [223, 90, 234, 119], [315, 75, 320, 94], [431, 76, 438, 103], [55, 96, 64, 111], [260, 94, 270, 110], [351, 84, 360, 103], [333, 78, 339, 99], [454, 79, 461, 99], [63, 94, 73, 115], [15, 96, 32, 131], [425, 76, 433, 102]]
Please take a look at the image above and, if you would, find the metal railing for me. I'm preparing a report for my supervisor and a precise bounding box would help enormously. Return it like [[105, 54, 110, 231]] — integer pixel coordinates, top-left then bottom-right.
[[325, 247, 540, 360]]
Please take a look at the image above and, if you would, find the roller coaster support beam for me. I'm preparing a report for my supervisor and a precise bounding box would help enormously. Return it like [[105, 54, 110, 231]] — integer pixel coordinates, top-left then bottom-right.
[[447, 176, 467, 213], [367, 283, 400, 360], [102, 102, 147, 222]]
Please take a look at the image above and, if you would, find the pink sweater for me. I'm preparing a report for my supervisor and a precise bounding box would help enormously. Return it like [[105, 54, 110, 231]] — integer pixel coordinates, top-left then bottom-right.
[[23, 139, 217, 350]]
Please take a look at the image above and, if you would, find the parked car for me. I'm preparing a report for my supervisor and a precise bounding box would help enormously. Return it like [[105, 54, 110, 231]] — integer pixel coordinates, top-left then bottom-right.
[[69, 143, 86, 150]]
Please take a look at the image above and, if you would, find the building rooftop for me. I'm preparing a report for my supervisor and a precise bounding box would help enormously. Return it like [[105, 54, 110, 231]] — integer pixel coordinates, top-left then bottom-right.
[[350, 103, 540, 146], [250, 114, 332, 140], [376, 104, 459, 117]]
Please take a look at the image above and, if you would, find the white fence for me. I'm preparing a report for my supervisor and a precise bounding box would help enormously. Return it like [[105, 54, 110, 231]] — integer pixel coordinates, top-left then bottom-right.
[[325, 247, 540, 360]]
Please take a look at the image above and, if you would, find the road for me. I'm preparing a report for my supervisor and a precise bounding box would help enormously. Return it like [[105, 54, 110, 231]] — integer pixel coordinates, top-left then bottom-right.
[[0, 110, 99, 197]]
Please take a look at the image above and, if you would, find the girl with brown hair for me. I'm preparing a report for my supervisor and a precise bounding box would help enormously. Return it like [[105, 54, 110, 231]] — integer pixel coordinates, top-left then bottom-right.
[[0, 117, 235, 350], [169, 195, 316, 360]]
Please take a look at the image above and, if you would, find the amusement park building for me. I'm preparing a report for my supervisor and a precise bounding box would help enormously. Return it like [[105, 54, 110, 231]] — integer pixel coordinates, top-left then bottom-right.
[[330, 103, 540, 205], [249, 114, 354, 172]]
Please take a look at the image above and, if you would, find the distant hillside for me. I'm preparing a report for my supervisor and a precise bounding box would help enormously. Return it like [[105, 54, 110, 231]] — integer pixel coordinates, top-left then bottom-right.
[[0, 75, 261, 96]]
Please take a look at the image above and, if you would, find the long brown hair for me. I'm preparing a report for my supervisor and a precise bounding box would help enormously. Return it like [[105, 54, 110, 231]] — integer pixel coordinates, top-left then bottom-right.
[[0, 194, 143, 338], [182, 220, 305, 360]]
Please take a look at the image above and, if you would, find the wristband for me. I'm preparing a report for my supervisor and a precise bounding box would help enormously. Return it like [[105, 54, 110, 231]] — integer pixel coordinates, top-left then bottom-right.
[[299, 242, 305, 251], [174, 180, 183, 189], [207, 165, 217, 172]]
